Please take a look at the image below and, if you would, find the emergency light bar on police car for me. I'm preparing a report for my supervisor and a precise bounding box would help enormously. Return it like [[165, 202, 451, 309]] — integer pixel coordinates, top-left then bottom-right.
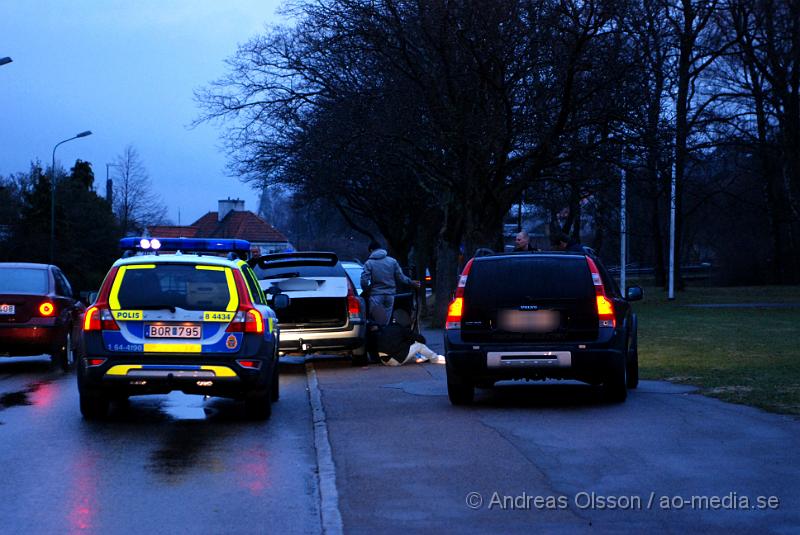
[[119, 237, 251, 256]]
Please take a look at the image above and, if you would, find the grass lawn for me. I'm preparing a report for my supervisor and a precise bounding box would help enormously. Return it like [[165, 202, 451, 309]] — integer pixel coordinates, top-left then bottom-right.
[[635, 285, 800, 415]]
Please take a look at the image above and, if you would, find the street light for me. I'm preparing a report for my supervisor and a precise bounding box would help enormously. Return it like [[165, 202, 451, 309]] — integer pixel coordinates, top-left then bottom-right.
[[50, 130, 92, 263], [0, 57, 12, 66]]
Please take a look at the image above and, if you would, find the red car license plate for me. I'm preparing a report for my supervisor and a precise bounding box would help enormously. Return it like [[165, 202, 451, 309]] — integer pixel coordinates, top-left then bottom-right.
[[145, 324, 201, 339], [0, 304, 15, 315]]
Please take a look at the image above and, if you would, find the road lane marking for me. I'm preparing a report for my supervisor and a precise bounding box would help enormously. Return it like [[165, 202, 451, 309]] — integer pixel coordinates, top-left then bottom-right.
[[306, 362, 344, 535]]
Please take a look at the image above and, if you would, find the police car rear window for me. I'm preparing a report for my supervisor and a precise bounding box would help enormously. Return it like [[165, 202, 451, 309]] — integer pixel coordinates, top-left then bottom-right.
[[115, 264, 232, 311], [0, 268, 49, 294]]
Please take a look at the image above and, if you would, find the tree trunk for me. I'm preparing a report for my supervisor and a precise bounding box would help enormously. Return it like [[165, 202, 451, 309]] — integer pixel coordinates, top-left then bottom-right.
[[431, 239, 460, 328]]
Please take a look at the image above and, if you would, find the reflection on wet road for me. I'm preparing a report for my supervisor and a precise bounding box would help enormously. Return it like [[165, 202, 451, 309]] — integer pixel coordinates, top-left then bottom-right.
[[0, 359, 321, 534]]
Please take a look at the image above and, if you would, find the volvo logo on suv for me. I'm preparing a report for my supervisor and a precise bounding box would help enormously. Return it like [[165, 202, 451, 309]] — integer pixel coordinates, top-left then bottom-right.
[[519, 305, 539, 311]]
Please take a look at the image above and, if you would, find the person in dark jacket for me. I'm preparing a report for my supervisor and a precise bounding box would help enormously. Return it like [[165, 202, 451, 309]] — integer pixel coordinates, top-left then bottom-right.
[[551, 232, 585, 252], [373, 323, 444, 365], [513, 230, 538, 251], [361, 241, 420, 325]]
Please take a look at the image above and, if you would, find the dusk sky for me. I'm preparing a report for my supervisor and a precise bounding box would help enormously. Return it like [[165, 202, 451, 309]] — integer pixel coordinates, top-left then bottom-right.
[[1, 1, 285, 225]]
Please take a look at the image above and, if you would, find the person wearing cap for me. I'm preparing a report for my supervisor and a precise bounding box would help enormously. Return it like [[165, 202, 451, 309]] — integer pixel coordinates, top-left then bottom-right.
[[360, 241, 420, 325]]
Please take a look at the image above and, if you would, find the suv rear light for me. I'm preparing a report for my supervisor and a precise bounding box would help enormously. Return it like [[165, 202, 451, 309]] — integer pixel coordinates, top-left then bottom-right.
[[446, 259, 474, 330], [226, 308, 264, 334], [38, 302, 55, 317], [585, 257, 616, 328], [83, 306, 120, 331], [347, 280, 361, 321]]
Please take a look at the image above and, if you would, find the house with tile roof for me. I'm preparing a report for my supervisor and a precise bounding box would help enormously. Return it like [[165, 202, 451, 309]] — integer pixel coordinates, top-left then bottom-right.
[[148, 199, 292, 256]]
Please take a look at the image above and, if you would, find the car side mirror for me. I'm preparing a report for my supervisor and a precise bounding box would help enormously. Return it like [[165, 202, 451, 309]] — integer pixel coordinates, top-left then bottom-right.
[[626, 286, 643, 301], [272, 294, 290, 309], [85, 291, 98, 305]]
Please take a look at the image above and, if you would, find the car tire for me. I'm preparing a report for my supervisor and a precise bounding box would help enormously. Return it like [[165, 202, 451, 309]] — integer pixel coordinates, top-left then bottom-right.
[[79, 389, 109, 420], [351, 344, 369, 366], [53, 330, 76, 372], [603, 357, 628, 403], [245, 388, 272, 420], [270, 364, 280, 402], [446, 360, 475, 405]]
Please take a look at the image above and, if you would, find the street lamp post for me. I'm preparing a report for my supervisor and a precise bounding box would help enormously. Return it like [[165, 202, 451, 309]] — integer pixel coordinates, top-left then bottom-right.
[[0, 57, 12, 66], [50, 131, 92, 263]]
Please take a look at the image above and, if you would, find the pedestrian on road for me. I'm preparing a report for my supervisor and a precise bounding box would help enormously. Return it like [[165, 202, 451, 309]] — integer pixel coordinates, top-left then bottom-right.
[[361, 241, 420, 325], [513, 230, 538, 252]]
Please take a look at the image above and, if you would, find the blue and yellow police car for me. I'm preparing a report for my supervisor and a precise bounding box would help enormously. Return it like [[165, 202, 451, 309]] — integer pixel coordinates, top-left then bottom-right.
[[77, 237, 286, 420]]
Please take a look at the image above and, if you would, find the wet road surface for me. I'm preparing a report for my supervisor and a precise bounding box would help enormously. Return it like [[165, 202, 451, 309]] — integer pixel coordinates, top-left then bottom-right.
[[2, 339, 800, 534], [0, 356, 320, 535]]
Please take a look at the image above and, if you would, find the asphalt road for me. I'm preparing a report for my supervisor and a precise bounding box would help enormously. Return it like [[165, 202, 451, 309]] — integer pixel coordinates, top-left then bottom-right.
[[1, 334, 799, 534], [0, 357, 321, 535]]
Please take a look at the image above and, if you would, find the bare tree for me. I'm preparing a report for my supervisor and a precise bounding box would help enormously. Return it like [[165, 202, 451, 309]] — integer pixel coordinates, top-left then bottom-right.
[[112, 145, 167, 235]]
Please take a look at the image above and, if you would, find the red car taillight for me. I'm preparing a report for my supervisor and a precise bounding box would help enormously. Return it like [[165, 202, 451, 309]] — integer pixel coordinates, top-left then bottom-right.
[[38, 302, 55, 317], [586, 256, 616, 328], [445, 259, 474, 330]]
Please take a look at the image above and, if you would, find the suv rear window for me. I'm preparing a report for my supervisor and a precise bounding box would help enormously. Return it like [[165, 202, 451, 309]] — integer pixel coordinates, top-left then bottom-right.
[[464, 256, 594, 307], [114, 264, 233, 311], [254, 263, 346, 279], [0, 268, 49, 294]]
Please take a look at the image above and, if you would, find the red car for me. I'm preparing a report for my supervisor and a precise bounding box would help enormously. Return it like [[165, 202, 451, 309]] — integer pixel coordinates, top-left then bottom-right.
[[0, 263, 84, 370]]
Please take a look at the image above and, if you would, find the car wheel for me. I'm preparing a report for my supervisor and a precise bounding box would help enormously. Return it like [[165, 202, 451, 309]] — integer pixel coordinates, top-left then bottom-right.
[[351, 344, 369, 366], [245, 388, 272, 420], [446, 360, 474, 405], [626, 332, 639, 390], [270, 365, 280, 402], [603, 357, 628, 403], [54, 330, 76, 372], [79, 389, 110, 420]]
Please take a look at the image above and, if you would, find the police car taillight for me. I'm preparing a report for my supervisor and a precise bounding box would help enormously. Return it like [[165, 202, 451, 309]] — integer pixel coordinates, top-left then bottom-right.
[[83, 306, 120, 331], [445, 258, 474, 330], [585, 256, 616, 328], [224, 270, 265, 334], [226, 308, 264, 334]]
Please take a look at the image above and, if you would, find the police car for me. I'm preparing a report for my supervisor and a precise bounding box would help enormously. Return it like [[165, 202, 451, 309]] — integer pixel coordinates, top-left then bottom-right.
[[77, 237, 286, 420]]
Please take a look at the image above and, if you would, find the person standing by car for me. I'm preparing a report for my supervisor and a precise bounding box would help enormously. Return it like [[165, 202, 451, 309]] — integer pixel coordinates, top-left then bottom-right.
[[513, 230, 537, 251], [551, 232, 585, 252], [361, 241, 419, 325]]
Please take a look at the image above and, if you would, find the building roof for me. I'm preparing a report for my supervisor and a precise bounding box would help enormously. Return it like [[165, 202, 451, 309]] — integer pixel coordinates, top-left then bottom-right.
[[148, 210, 288, 244], [146, 225, 199, 238], [192, 211, 288, 243]]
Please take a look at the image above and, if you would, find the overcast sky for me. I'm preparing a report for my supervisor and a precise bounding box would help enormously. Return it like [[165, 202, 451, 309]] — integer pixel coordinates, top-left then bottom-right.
[[1, 1, 284, 225]]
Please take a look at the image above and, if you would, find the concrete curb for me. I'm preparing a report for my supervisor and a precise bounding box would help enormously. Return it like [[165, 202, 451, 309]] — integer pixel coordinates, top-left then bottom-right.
[[306, 362, 344, 535]]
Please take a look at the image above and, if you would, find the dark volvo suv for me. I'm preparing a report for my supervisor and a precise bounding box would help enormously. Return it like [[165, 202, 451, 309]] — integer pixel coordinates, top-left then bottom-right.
[[444, 251, 643, 405]]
